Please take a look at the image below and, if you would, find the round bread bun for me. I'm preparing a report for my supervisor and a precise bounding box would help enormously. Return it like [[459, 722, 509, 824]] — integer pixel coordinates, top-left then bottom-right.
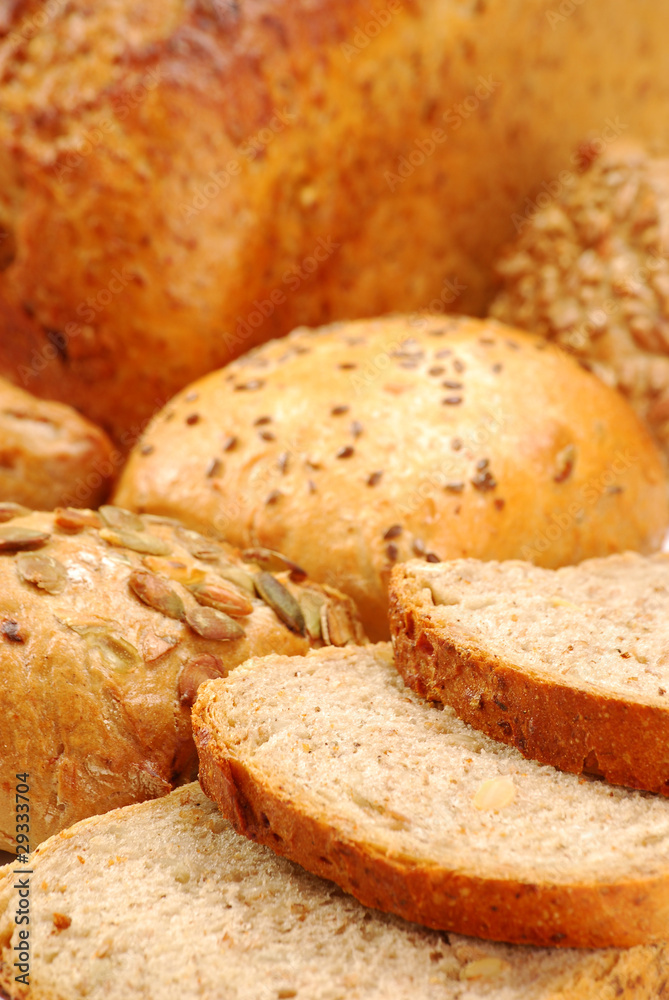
[[0, 375, 115, 509], [0, 505, 364, 850], [114, 315, 668, 639], [2, 0, 669, 441], [490, 140, 669, 459]]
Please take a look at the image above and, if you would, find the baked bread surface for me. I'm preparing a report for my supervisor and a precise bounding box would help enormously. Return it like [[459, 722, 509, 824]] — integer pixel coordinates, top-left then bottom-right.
[[115, 315, 668, 640], [2, 0, 669, 437], [2, 783, 668, 1000], [389, 554, 669, 794], [192, 643, 669, 949], [0, 377, 115, 509], [0, 506, 363, 850]]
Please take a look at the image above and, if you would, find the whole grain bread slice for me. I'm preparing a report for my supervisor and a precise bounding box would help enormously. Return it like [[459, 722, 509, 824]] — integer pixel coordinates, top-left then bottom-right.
[[4, 785, 664, 1000], [389, 554, 669, 794], [192, 643, 669, 950]]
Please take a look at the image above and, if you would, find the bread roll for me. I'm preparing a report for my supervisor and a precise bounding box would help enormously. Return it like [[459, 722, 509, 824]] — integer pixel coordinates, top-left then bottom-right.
[[0, 506, 364, 850], [0, 376, 115, 509], [490, 141, 669, 459], [115, 315, 668, 639], [2, 0, 669, 439]]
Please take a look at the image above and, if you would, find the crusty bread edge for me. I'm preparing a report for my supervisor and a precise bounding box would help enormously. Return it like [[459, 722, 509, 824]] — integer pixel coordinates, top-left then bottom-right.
[[388, 568, 669, 795], [192, 683, 669, 950]]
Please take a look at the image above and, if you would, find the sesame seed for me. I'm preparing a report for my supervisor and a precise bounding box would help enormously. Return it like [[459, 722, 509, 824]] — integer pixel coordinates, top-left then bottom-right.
[[305, 458, 322, 470], [435, 348, 452, 359], [235, 380, 265, 391], [222, 435, 238, 452], [442, 396, 463, 405], [254, 415, 272, 426], [259, 430, 275, 442], [184, 391, 199, 402], [367, 471, 383, 486], [386, 543, 399, 561], [453, 359, 465, 373], [336, 446, 355, 459], [444, 482, 465, 493], [476, 458, 489, 471], [428, 366, 445, 376], [494, 498, 505, 511], [185, 413, 201, 425], [471, 470, 497, 492], [383, 524, 402, 540], [140, 444, 154, 456], [338, 362, 357, 370], [278, 452, 289, 474], [506, 340, 520, 350], [351, 420, 363, 438], [425, 552, 441, 563], [492, 362, 503, 373], [442, 380, 463, 389], [331, 405, 350, 416], [206, 458, 223, 478], [451, 438, 462, 451], [412, 538, 426, 556], [266, 490, 282, 505], [308, 479, 317, 493], [479, 337, 495, 346]]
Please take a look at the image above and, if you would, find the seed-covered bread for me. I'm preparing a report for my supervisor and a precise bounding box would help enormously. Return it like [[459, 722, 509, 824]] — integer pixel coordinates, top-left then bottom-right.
[[193, 644, 669, 949], [389, 554, 669, 795], [0, 506, 363, 851], [2, 784, 667, 1000], [115, 314, 668, 640], [2, 2, 669, 441], [0, 377, 115, 509], [490, 141, 669, 458]]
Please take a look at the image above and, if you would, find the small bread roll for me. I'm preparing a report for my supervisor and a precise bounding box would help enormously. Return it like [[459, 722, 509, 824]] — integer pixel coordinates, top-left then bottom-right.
[[115, 315, 668, 639], [0, 376, 115, 509], [490, 141, 669, 459]]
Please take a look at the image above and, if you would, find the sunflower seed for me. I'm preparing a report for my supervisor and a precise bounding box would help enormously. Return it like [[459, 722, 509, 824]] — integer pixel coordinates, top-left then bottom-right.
[[99, 505, 145, 532], [185, 606, 245, 641], [0, 527, 50, 552], [99, 529, 171, 556], [128, 570, 186, 620], [254, 572, 306, 636], [54, 507, 101, 532], [242, 547, 307, 582], [178, 654, 224, 705], [175, 527, 221, 561], [16, 554, 67, 594], [189, 581, 253, 617], [298, 589, 325, 641], [0, 502, 30, 523]]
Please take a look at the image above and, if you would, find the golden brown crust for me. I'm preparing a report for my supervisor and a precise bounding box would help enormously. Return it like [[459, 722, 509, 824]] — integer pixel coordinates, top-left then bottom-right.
[[115, 315, 668, 640], [195, 704, 669, 950], [2, 1, 669, 438], [0, 376, 116, 509], [0, 507, 364, 850], [388, 565, 669, 795]]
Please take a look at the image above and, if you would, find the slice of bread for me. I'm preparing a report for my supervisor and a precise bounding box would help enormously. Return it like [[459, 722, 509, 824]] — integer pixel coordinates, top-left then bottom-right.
[[389, 554, 669, 794], [192, 643, 669, 949], [1, 784, 668, 1000]]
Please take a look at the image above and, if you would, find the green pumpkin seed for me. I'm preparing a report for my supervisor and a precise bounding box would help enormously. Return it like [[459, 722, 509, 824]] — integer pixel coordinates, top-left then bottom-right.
[[178, 653, 224, 705], [128, 570, 186, 620], [54, 507, 101, 532], [0, 527, 50, 552], [254, 572, 306, 636], [99, 505, 145, 532], [99, 528, 171, 556], [242, 547, 307, 581], [298, 590, 325, 641], [175, 527, 221, 562], [185, 605, 245, 641], [189, 581, 254, 617], [0, 502, 31, 523], [16, 553, 67, 594]]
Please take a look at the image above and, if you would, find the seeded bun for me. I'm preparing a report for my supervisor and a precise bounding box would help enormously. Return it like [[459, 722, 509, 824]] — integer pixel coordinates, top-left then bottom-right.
[[2, 1, 669, 441], [0, 505, 364, 851], [490, 141, 669, 459], [114, 315, 668, 639], [0, 376, 115, 509]]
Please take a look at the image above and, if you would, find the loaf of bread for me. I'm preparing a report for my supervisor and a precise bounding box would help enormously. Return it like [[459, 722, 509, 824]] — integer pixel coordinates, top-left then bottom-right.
[[193, 644, 669, 949], [3, 783, 667, 1000], [0, 376, 115, 509], [389, 554, 669, 794], [115, 315, 668, 640], [2, 1, 669, 439], [0, 506, 363, 851], [490, 141, 669, 458]]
